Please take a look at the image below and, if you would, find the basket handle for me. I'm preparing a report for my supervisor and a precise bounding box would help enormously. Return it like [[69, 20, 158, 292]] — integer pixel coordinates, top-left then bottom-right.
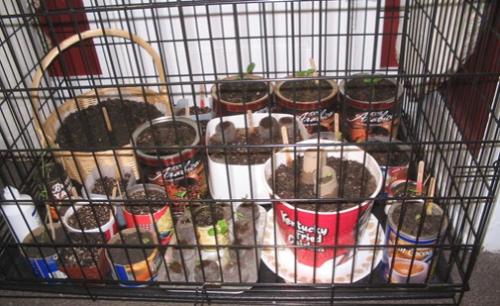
[[30, 28, 171, 143]]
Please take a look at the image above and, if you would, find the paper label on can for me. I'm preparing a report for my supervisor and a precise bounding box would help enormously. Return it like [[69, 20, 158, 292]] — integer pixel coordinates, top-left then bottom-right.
[[346, 110, 400, 142], [154, 208, 173, 241], [297, 109, 335, 133], [383, 224, 435, 283], [30, 254, 67, 279], [50, 176, 73, 200]]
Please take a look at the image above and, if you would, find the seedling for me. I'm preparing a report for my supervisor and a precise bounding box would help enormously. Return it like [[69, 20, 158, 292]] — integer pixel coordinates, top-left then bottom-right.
[[363, 76, 382, 85], [175, 190, 187, 198], [239, 62, 256, 79], [296, 68, 315, 77], [207, 219, 229, 236]]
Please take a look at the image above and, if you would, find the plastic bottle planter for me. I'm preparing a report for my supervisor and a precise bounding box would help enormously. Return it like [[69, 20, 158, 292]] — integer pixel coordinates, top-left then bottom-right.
[[193, 205, 234, 265], [22, 224, 67, 280], [62, 201, 118, 242], [274, 78, 339, 134], [211, 75, 272, 116], [123, 184, 173, 245], [339, 74, 404, 142], [59, 233, 110, 280], [385, 179, 417, 215], [107, 228, 161, 287], [81, 164, 136, 227], [263, 139, 383, 267], [206, 113, 309, 201], [132, 116, 207, 197], [383, 200, 447, 283]]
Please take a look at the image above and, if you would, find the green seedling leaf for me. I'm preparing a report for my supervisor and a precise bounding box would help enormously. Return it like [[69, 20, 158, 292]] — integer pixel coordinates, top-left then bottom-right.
[[236, 211, 245, 219], [142, 237, 151, 244], [246, 62, 256, 75], [207, 227, 216, 236], [415, 214, 422, 222], [175, 190, 187, 198], [216, 219, 228, 235], [296, 68, 315, 77], [363, 77, 382, 85]]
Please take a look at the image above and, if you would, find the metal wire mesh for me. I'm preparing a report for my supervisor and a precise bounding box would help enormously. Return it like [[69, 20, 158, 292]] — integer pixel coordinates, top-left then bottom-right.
[[0, 1, 499, 305]]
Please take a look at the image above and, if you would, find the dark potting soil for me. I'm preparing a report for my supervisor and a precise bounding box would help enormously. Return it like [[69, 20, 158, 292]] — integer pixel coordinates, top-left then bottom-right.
[[218, 80, 268, 103], [271, 157, 377, 211], [194, 206, 225, 227], [59, 232, 105, 268], [364, 143, 410, 167], [280, 79, 333, 103], [208, 128, 302, 165], [56, 99, 162, 151], [136, 121, 196, 155], [67, 205, 112, 230], [109, 231, 155, 265], [92, 174, 131, 196], [392, 204, 443, 237], [125, 189, 166, 215], [345, 77, 398, 102], [176, 106, 212, 116], [23, 227, 66, 258]]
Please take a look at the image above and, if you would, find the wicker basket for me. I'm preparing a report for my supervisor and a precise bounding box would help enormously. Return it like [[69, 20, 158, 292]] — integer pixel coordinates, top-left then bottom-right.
[[30, 29, 171, 183]]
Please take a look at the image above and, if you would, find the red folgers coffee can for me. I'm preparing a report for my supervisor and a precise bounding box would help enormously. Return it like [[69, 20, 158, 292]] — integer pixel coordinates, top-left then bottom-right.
[[123, 184, 173, 245], [132, 116, 207, 195], [211, 75, 271, 116], [339, 74, 403, 142], [275, 78, 339, 134]]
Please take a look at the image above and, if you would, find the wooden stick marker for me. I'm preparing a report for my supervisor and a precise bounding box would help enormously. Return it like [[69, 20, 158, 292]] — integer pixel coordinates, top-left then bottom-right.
[[426, 177, 436, 215], [334, 113, 342, 141], [281, 126, 292, 165], [416, 160, 425, 195], [102, 105, 113, 132], [247, 110, 255, 134]]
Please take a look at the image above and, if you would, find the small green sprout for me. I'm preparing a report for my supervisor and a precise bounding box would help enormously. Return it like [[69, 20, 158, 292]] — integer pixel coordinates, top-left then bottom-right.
[[363, 77, 382, 85], [296, 68, 315, 77], [174, 190, 187, 198]]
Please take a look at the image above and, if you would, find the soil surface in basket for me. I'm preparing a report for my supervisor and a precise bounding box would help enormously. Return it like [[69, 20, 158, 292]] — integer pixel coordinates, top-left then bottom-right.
[[109, 231, 156, 265], [136, 121, 196, 156], [345, 77, 398, 102], [218, 80, 268, 103], [365, 143, 410, 167], [67, 205, 112, 230], [391, 204, 443, 237], [56, 99, 162, 151], [176, 106, 212, 116], [60, 232, 105, 268], [271, 157, 377, 211], [209, 128, 302, 164], [92, 174, 132, 196], [125, 189, 166, 215], [280, 79, 333, 103], [194, 206, 225, 227]]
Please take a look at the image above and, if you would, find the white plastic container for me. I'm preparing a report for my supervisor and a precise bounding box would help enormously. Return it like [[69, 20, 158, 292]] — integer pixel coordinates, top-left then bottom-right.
[[81, 163, 135, 226], [62, 201, 117, 241], [206, 113, 309, 201], [1, 186, 42, 242]]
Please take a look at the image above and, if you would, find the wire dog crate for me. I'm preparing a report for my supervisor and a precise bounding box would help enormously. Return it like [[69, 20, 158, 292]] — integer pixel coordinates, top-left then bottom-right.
[[0, 1, 499, 305]]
